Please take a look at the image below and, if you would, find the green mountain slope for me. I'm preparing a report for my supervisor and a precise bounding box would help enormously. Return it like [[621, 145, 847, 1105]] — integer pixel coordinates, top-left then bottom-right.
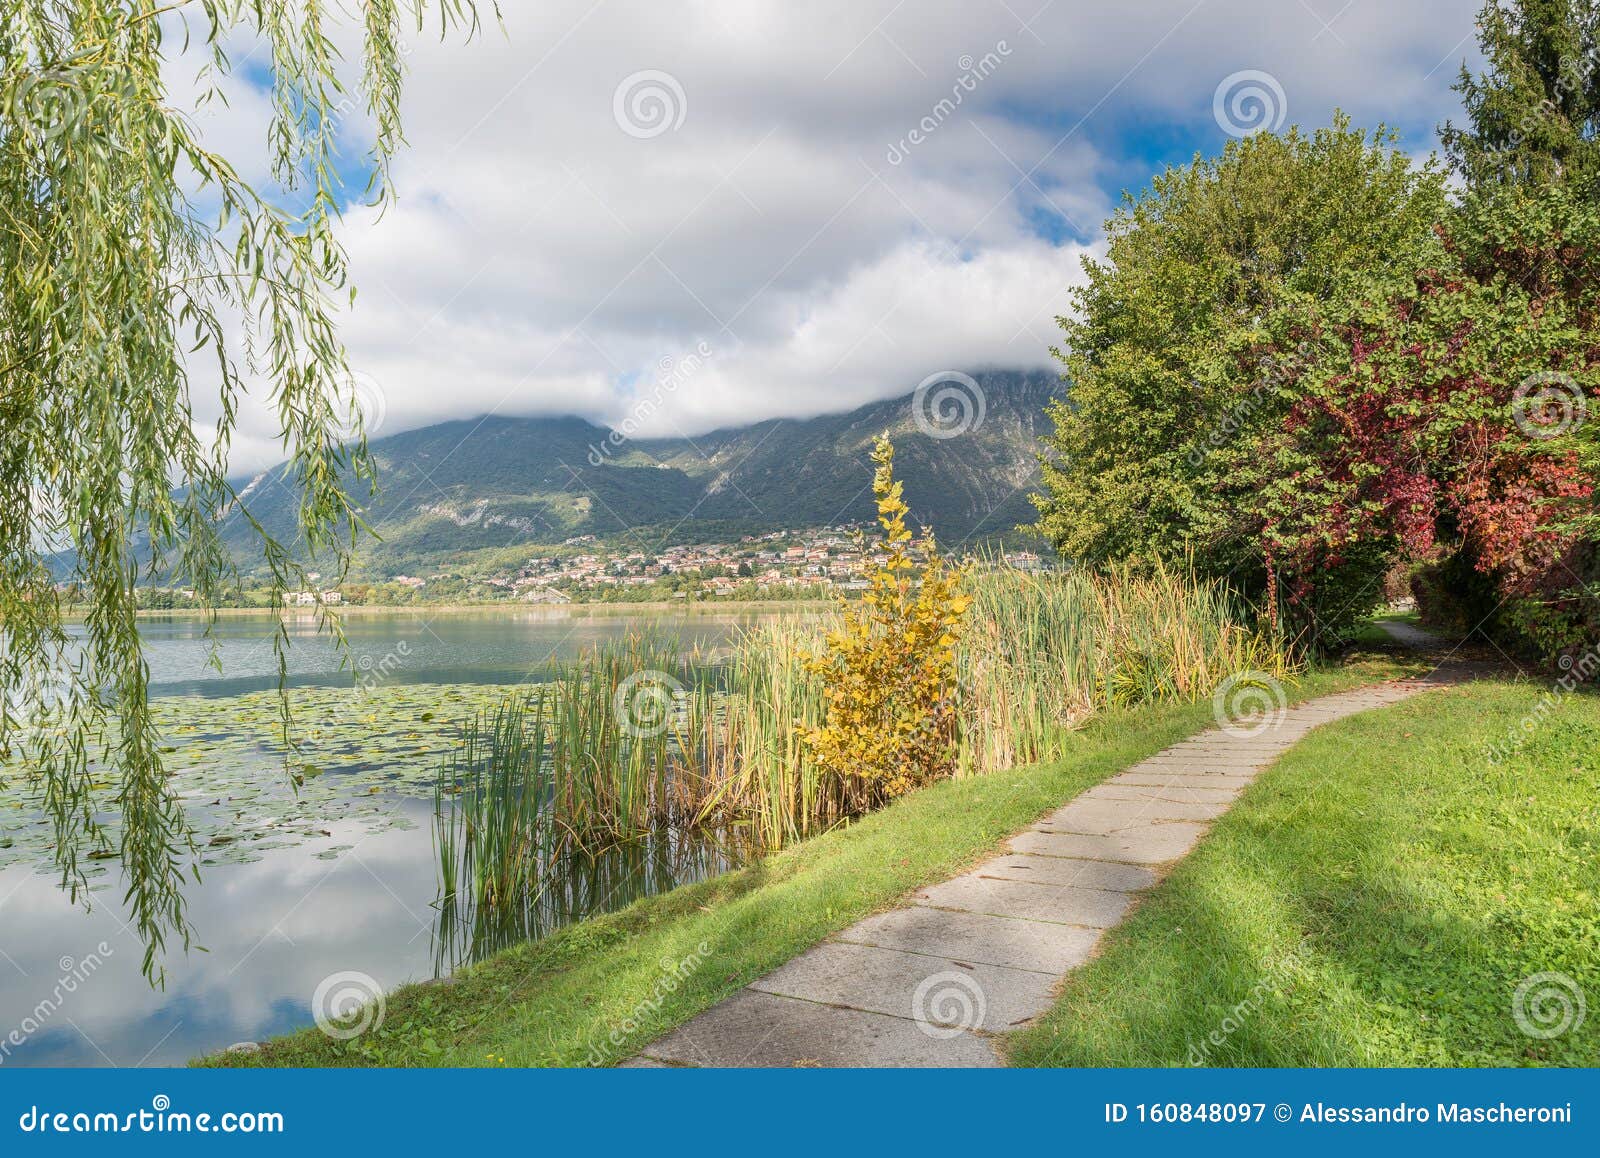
[[221, 370, 1061, 569]]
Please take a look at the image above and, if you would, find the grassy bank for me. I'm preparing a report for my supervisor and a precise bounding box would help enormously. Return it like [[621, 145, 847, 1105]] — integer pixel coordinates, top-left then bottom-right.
[[1006, 677, 1600, 1067], [204, 653, 1417, 1068], [432, 565, 1290, 880]]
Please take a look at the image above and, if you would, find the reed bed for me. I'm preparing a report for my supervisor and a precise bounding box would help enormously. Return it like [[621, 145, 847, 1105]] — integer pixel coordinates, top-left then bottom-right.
[[956, 562, 1291, 774], [432, 564, 1291, 939], [433, 693, 553, 924]]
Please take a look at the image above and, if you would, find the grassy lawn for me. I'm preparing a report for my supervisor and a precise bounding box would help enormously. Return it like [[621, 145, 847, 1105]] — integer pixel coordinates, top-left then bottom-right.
[[1007, 677, 1600, 1067], [205, 654, 1419, 1067]]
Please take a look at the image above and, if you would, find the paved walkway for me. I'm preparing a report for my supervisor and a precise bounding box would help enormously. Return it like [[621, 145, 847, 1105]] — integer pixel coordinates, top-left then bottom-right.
[[1375, 617, 1449, 650], [624, 665, 1463, 1067]]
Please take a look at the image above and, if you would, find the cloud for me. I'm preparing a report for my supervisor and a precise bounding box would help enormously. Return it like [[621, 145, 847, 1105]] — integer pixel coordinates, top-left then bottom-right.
[[164, 0, 1482, 468]]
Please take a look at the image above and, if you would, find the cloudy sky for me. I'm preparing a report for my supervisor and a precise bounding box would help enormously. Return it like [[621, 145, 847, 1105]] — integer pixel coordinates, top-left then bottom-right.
[[176, 0, 1485, 469]]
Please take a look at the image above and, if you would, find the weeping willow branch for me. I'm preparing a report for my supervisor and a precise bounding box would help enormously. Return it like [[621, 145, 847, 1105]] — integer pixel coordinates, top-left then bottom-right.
[[0, 0, 489, 983]]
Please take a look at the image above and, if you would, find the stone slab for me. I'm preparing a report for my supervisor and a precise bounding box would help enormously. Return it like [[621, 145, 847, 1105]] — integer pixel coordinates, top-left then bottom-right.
[[1110, 771, 1256, 790], [1126, 763, 1271, 777], [973, 854, 1160, 892], [1042, 795, 1229, 829], [639, 988, 1001, 1068], [914, 874, 1135, 927], [1132, 753, 1274, 767], [749, 940, 1056, 1031], [1031, 797, 1144, 832], [837, 906, 1101, 973], [1084, 783, 1241, 805], [622, 671, 1456, 1068], [1011, 822, 1208, 865]]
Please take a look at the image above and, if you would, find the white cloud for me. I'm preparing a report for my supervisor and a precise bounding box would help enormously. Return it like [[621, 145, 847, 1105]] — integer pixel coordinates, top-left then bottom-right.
[[165, 0, 1481, 467]]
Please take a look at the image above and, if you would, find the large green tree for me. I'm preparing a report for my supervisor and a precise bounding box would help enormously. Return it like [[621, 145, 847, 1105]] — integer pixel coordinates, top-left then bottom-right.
[[1441, 0, 1600, 189], [1032, 120, 1448, 638], [1237, 183, 1598, 657], [0, 1, 483, 979]]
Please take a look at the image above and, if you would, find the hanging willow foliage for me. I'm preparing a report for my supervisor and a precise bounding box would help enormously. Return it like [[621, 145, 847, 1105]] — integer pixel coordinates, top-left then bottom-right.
[[0, 1, 487, 981]]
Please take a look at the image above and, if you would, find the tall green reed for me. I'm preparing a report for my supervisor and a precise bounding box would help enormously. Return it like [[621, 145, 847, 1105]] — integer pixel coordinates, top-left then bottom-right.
[[433, 567, 1292, 945], [956, 561, 1290, 774], [433, 691, 553, 917]]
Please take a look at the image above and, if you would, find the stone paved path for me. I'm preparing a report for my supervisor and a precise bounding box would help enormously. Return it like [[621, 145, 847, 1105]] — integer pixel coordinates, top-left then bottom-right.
[[624, 669, 1461, 1068]]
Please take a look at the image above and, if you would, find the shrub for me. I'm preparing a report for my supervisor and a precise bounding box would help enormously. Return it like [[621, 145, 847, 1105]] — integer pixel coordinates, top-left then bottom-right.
[[802, 434, 971, 799]]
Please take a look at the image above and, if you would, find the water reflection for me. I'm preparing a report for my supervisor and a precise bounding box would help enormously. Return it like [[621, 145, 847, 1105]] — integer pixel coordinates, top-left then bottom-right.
[[0, 799, 756, 1066], [432, 827, 754, 972], [0, 803, 439, 1068], [0, 609, 789, 1065]]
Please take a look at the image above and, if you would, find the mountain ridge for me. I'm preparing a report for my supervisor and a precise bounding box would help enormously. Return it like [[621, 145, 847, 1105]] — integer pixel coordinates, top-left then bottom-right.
[[223, 369, 1062, 572]]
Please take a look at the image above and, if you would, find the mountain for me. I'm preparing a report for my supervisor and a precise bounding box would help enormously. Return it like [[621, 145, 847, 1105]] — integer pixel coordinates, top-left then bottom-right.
[[223, 370, 1062, 571]]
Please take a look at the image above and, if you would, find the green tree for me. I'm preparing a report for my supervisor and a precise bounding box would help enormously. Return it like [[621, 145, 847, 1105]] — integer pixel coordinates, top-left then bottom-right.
[[1032, 120, 1447, 637], [1240, 182, 1598, 657], [0, 1, 484, 979], [1441, 0, 1600, 189]]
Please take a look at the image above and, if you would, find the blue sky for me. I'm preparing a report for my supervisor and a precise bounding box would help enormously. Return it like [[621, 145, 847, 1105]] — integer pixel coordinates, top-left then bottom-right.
[[183, 0, 1486, 468]]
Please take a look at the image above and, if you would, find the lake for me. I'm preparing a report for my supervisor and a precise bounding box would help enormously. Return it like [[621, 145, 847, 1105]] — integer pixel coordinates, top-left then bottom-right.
[[0, 606, 795, 1067], [136, 604, 780, 697]]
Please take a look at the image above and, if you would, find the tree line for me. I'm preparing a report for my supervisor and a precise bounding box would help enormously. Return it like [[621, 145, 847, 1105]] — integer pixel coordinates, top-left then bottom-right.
[[1034, 0, 1600, 660]]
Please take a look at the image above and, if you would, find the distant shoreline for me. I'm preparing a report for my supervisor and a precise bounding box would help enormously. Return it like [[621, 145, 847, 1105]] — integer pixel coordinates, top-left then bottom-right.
[[105, 598, 836, 621]]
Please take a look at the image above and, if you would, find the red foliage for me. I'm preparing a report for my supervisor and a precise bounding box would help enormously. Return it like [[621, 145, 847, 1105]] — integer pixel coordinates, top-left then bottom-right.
[[1260, 274, 1593, 618]]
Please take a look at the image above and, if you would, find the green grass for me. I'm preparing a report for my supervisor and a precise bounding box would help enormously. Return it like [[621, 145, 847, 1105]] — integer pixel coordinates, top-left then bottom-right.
[[204, 655, 1417, 1067], [423, 563, 1293, 941], [1006, 677, 1600, 1068]]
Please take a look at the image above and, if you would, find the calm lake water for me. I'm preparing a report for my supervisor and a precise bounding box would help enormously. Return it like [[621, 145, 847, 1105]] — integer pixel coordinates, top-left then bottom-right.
[[0, 606, 791, 1067], [138, 604, 774, 697]]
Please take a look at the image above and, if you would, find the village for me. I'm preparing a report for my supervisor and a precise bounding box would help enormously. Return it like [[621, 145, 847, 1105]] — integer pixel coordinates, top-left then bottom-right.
[[120, 526, 1044, 609], [395, 528, 1046, 604]]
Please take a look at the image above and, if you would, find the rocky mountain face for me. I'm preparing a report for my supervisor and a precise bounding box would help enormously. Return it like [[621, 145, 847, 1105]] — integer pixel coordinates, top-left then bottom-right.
[[223, 369, 1063, 565]]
